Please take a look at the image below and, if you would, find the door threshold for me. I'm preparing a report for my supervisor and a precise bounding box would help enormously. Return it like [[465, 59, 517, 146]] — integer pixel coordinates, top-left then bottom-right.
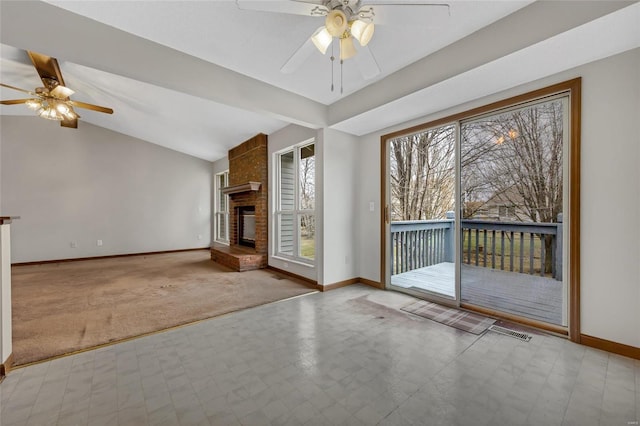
[[461, 302, 568, 337]]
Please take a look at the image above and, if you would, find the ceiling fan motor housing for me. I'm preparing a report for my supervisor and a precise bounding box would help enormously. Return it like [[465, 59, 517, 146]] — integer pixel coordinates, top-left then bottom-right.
[[326, 0, 360, 19]]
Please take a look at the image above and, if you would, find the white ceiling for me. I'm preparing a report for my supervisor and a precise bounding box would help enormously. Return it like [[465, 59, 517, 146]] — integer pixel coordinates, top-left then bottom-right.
[[1, 1, 638, 162], [41, 0, 530, 105]]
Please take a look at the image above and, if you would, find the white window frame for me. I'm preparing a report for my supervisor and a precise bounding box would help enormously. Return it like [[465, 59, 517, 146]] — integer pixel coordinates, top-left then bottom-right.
[[214, 171, 229, 244], [273, 139, 315, 265]]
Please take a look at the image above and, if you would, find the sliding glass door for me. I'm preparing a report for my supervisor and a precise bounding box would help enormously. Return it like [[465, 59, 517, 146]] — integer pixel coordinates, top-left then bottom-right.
[[385, 124, 460, 304], [459, 96, 568, 327], [383, 80, 578, 333]]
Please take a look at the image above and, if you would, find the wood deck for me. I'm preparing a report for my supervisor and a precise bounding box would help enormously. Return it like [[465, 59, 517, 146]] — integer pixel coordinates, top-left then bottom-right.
[[391, 262, 564, 325]]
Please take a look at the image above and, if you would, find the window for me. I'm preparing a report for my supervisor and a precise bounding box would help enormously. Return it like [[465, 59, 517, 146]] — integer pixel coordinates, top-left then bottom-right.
[[214, 171, 229, 244], [498, 205, 516, 218], [274, 141, 315, 263]]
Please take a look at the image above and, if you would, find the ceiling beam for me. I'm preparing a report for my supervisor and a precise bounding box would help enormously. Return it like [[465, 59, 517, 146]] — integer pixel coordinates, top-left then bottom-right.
[[328, 0, 637, 129]]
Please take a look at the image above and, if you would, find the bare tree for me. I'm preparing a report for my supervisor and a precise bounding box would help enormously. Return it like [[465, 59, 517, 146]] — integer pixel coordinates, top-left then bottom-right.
[[299, 156, 315, 210], [462, 99, 564, 272], [299, 146, 315, 236], [390, 125, 456, 221], [462, 100, 563, 223]]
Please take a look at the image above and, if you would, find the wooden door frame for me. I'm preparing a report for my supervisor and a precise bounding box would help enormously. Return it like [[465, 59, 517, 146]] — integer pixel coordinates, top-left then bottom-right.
[[380, 78, 581, 342]]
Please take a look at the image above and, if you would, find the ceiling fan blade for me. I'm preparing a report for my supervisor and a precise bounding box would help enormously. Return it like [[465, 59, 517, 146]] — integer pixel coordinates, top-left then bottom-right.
[[361, 3, 450, 26], [68, 100, 113, 114], [28, 51, 67, 88], [0, 83, 37, 96], [50, 85, 75, 99], [236, 0, 328, 16], [61, 118, 78, 129], [0, 99, 32, 105], [354, 45, 381, 80], [281, 29, 322, 74]]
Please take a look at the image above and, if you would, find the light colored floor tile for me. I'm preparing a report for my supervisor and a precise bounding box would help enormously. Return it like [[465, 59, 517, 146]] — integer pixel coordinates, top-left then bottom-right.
[[1, 285, 638, 426]]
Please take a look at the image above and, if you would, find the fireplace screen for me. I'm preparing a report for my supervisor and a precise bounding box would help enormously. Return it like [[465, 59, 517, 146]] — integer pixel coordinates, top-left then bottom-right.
[[238, 206, 256, 248]]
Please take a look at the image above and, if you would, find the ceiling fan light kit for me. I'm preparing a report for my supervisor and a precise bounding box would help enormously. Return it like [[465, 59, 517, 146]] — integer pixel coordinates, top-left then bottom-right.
[[315, 7, 374, 59], [309, 2, 378, 92]]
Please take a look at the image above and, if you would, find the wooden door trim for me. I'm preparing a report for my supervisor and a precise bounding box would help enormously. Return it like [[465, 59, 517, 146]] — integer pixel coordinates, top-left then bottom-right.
[[380, 78, 581, 341]]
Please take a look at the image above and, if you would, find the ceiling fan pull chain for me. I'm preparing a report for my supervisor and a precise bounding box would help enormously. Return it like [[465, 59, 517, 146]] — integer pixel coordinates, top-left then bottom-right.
[[330, 42, 335, 92], [340, 59, 344, 94]]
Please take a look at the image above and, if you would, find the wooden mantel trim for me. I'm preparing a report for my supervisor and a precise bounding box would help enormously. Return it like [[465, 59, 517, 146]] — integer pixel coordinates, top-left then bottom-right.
[[221, 182, 261, 196], [0, 216, 20, 224]]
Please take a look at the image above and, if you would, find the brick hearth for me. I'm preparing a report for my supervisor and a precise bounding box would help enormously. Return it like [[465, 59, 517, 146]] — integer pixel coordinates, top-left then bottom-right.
[[211, 134, 268, 271]]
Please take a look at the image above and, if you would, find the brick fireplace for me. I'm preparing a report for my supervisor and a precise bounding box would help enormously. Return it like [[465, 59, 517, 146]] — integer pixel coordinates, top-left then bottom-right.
[[211, 134, 268, 271]]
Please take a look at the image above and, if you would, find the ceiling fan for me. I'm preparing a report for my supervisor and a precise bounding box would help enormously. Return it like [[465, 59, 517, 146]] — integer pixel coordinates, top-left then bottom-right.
[[237, 0, 450, 84], [0, 51, 113, 129]]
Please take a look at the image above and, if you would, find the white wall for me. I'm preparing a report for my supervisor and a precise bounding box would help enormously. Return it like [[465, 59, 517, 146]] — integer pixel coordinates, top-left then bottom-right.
[[357, 140, 381, 284], [212, 157, 229, 176], [1, 116, 212, 263], [320, 128, 360, 285], [0, 134, 2, 214], [579, 49, 639, 347], [267, 124, 319, 281], [356, 48, 640, 348], [267, 125, 361, 286], [0, 224, 11, 365]]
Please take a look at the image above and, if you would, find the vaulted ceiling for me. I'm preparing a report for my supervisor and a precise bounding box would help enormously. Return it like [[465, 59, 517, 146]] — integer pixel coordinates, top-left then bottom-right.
[[1, 1, 638, 161]]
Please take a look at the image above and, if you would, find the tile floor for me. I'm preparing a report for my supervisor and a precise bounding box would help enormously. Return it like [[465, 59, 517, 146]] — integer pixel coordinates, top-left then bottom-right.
[[1, 285, 638, 425]]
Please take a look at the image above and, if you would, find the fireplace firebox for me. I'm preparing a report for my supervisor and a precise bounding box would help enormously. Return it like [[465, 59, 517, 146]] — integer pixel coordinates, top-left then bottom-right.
[[238, 206, 256, 248]]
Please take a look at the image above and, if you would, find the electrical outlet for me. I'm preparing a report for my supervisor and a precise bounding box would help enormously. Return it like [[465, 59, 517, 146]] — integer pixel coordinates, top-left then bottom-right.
[[283, 262, 288, 269], [197, 234, 202, 240], [97, 240, 103, 246], [70, 241, 77, 248], [369, 201, 375, 212]]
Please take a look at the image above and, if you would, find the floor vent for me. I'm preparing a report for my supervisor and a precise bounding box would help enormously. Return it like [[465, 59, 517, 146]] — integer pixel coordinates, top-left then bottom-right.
[[488, 325, 532, 342]]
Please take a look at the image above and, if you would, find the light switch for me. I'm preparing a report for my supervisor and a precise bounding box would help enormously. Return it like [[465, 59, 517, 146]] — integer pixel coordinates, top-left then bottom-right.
[[369, 202, 375, 212]]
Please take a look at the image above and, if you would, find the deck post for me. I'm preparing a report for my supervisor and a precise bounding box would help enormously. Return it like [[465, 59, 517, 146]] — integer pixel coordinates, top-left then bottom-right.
[[555, 213, 563, 280], [444, 211, 455, 263]]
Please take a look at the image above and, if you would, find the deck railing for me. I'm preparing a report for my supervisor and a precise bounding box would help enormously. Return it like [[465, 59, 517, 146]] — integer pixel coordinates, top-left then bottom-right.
[[391, 214, 563, 280], [391, 219, 455, 275]]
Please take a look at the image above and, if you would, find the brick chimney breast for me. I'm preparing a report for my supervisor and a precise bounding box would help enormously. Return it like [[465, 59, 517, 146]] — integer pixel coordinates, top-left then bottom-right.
[[211, 134, 268, 271]]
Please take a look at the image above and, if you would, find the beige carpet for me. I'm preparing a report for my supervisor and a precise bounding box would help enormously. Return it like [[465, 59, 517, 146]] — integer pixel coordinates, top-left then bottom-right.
[[12, 250, 316, 366]]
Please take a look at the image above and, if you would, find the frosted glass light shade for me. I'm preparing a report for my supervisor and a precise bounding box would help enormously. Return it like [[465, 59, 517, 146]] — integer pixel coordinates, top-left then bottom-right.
[[340, 36, 356, 60], [25, 98, 42, 110], [311, 27, 332, 54], [55, 102, 70, 114], [351, 20, 374, 46], [64, 109, 79, 120], [38, 107, 63, 121], [325, 10, 347, 37]]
